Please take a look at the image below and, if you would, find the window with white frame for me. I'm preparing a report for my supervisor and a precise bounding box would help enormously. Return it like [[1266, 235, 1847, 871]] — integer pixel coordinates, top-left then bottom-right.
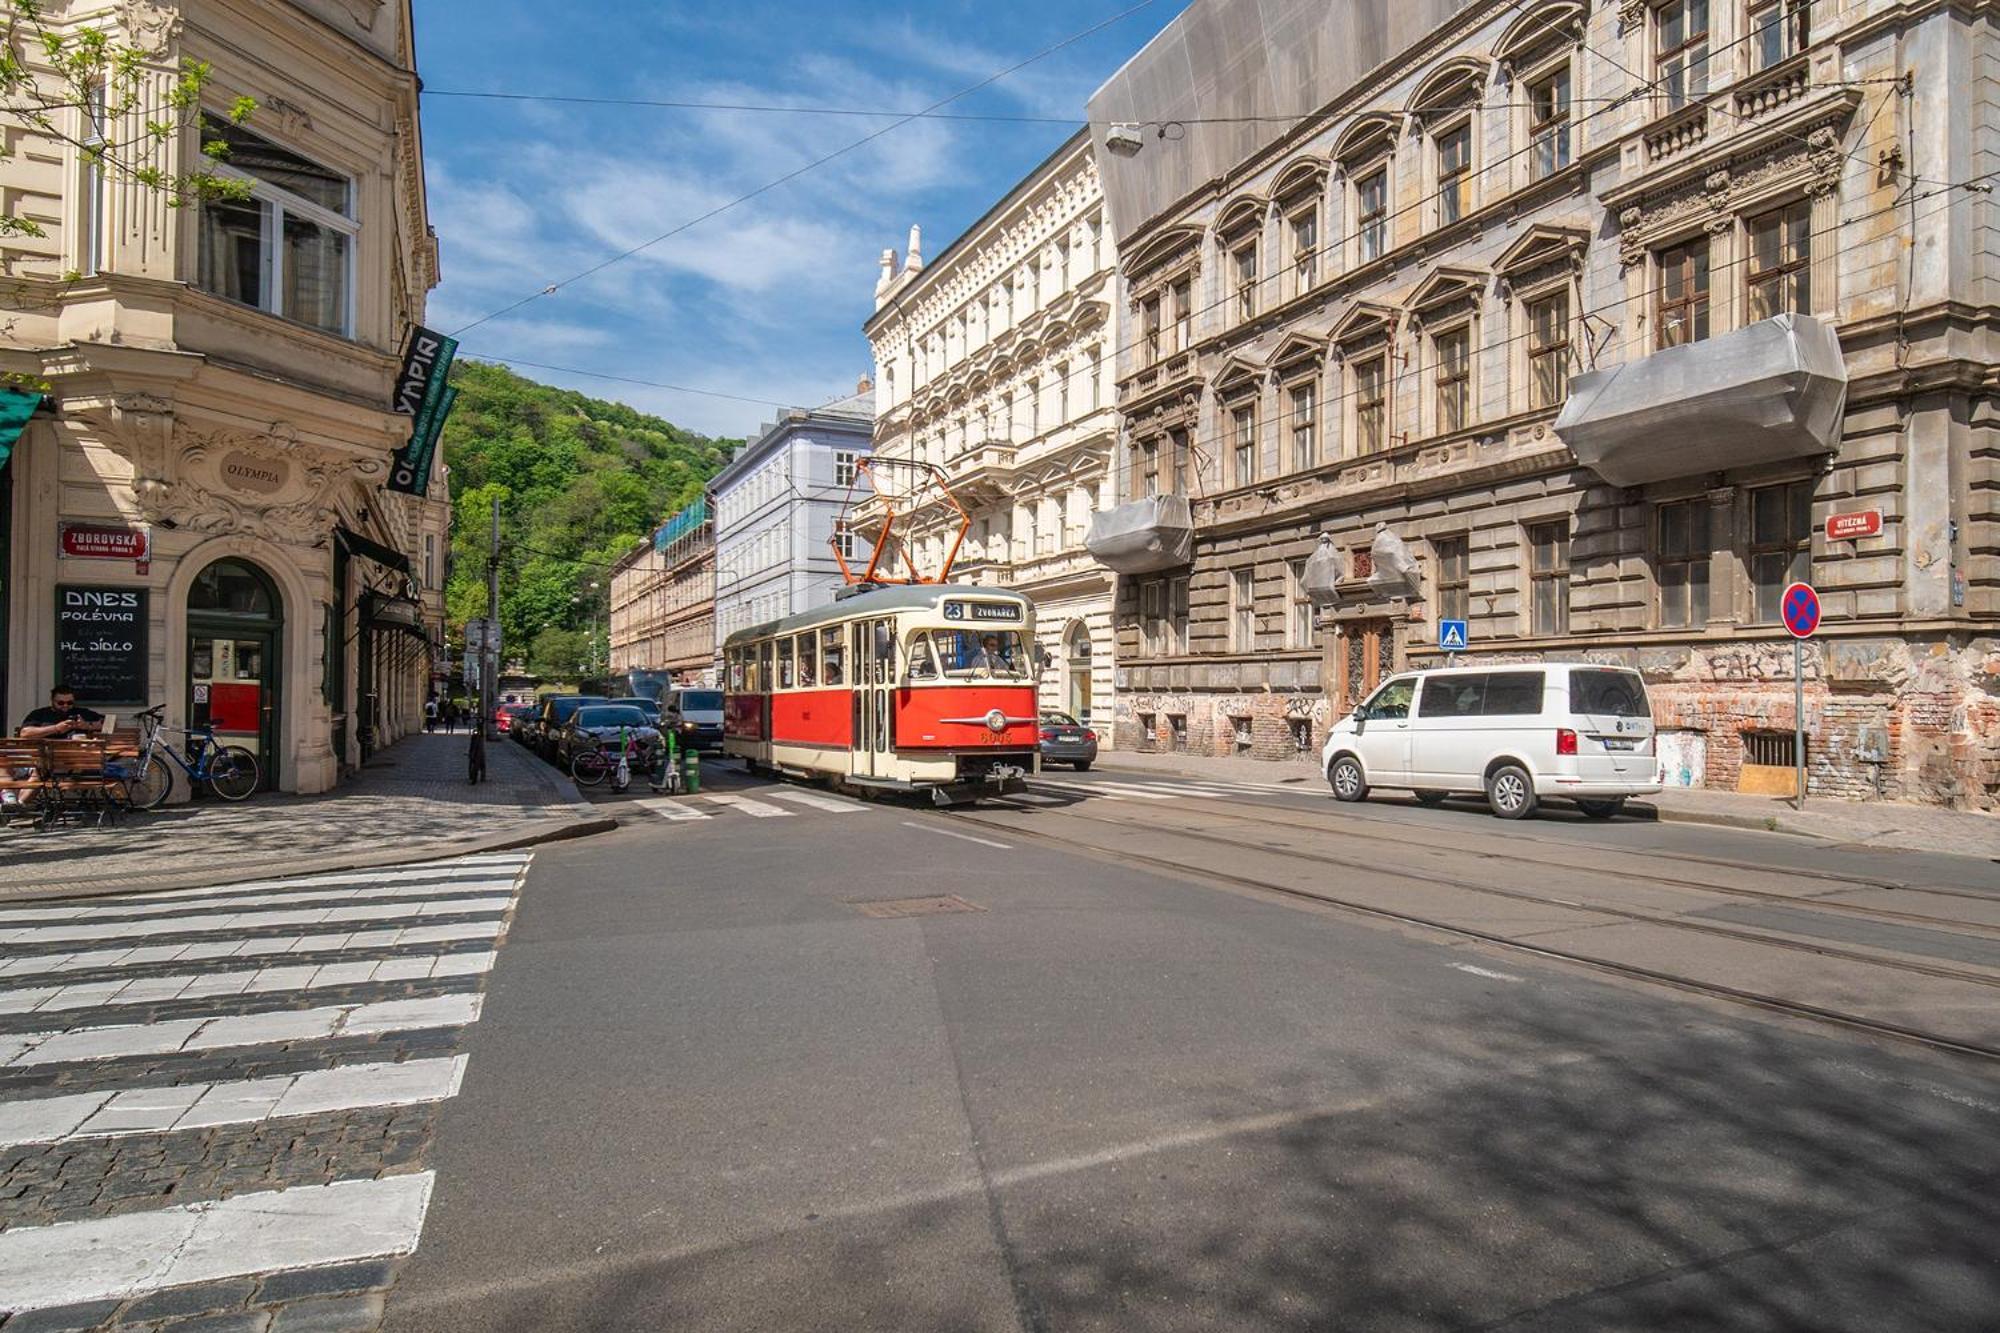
[[197, 115, 356, 336], [1356, 167, 1389, 262], [1056, 362, 1070, 424], [1289, 382, 1318, 472], [1528, 64, 1572, 180], [834, 451, 859, 486]]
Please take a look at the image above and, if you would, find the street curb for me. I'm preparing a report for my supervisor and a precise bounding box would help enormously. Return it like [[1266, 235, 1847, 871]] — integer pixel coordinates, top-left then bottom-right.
[[0, 813, 621, 904]]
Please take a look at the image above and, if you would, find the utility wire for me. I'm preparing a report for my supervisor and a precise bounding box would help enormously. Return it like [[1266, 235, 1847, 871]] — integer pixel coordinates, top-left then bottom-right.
[[463, 353, 796, 410], [446, 1, 1159, 338]]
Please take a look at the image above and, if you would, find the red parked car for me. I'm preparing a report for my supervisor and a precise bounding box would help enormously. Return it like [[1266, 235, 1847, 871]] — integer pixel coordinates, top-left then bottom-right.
[[495, 704, 535, 734]]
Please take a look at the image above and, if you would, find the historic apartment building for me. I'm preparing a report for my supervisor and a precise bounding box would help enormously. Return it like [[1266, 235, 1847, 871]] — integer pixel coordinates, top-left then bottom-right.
[[864, 131, 1121, 723], [1086, 0, 1998, 805], [608, 496, 716, 685], [711, 387, 874, 648], [0, 0, 447, 793]]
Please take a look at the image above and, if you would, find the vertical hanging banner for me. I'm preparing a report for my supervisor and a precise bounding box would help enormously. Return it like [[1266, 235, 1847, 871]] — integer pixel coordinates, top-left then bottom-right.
[[0, 386, 43, 471], [386, 326, 459, 496]]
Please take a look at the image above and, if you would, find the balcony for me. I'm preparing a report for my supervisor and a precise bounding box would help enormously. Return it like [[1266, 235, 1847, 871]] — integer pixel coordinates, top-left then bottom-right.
[[1554, 313, 1847, 487], [1084, 494, 1194, 574], [1734, 58, 1809, 120], [1642, 103, 1709, 164]]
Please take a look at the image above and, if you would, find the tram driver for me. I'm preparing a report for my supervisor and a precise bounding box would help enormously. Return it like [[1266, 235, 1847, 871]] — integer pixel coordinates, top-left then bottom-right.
[[968, 633, 1014, 673]]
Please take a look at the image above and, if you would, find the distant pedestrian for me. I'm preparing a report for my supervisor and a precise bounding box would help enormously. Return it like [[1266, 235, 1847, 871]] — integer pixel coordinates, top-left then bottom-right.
[[444, 701, 460, 735], [424, 697, 438, 733]]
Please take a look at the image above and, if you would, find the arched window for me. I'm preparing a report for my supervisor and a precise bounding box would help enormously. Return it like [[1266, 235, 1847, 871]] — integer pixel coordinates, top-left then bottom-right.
[[189, 559, 278, 617]]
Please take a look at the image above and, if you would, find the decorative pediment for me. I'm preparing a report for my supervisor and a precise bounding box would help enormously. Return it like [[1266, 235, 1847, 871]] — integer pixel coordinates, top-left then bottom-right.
[[1409, 60, 1487, 126], [1333, 114, 1399, 169], [1493, 223, 1590, 283], [1272, 155, 1329, 205], [1328, 299, 1400, 349], [1215, 194, 1269, 241], [1496, 1, 1586, 70], [1212, 354, 1268, 398], [1270, 332, 1328, 375], [1406, 265, 1489, 316], [1126, 226, 1204, 286]]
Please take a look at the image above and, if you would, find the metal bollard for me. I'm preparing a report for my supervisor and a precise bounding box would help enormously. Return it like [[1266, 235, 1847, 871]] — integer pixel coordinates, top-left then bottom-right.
[[684, 746, 701, 793]]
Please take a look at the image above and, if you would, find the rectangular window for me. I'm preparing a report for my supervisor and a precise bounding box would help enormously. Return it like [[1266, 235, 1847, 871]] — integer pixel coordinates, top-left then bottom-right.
[[1529, 65, 1572, 180], [1656, 237, 1711, 349], [1089, 350, 1102, 410], [1656, 0, 1711, 111], [1172, 279, 1193, 352], [1417, 672, 1487, 718], [1291, 211, 1317, 291], [1434, 326, 1471, 435], [1289, 383, 1317, 471], [1747, 200, 1811, 321], [1657, 498, 1712, 628], [1231, 403, 1257, 485], [833, 519, 856, 560], [1143, 295, 1163, 362], [1287, 558, 1315, 649], [834, 451, 860, 487], [1436, 122, 1472, 226], [422, 535, 436, 589], [197, 116, 356, 336], [1231, 569, 1256, 652], [821, 627, 845, 685], [1028, 380, 1041, 437], [1234, 242, 1258, 321], [1748, 0, 1807, 71], [1137, 440, 1160, 498], [1750, 479, 1813, 622], [1056, 363, 1070, 424], [777, 635, 795, 689], [795, 633, 817, 688], [1357, 169, 1389, 262], [80, 84, 106, 275], [1527, 290, 1571, 409], [1354, 356, 1387, 453], [1481, 671, 1547, 716], [1435, 535, 1469, 623], [1169, 576, 1190, 654], [1529, 520, 1570, 636], [1139, 579, 1163, 656]]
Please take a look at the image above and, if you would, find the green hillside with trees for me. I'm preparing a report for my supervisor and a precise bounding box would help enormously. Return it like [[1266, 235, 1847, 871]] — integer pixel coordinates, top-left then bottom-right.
[[439, 360, 736, 678]]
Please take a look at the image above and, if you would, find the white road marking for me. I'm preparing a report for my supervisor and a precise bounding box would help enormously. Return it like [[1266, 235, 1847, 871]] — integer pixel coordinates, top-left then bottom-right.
[[3, 993, 484, 1068], [0, 880, 519, 924], [701, 793, 792, 818], [997, 792, 1065, 806], [0, 923, 506, 983], [1028, 782, 1125, 801], [0, 951, 495, 1018], [1449, 963, 1524, 983], [901, 821, 1013, 850], [761, 788, 871, 813], [0, 894, 516, 947], [0, 1055, 470, 1148], [0, 1172, 435, 1313], [113, 858, 531, 900], [633, 796, 710, 822], [1062, 781, 1178, 800]]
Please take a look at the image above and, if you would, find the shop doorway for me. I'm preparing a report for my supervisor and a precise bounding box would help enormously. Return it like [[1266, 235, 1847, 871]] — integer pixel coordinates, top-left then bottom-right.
[[1333, 618, 1397, 713], [187, 558, 282, 790], [1065, 622, 1093, 723]]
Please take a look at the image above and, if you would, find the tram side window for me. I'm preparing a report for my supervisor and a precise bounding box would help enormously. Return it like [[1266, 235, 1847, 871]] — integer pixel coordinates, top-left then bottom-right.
[[872, 621, 896, 685], [778, 636, 795, 689], [908, 635, 938, 680], [727, 650, 743, 692], [758, 640, 773, 692], [796, 633, 816, 687], [821, 627, 845, 685]]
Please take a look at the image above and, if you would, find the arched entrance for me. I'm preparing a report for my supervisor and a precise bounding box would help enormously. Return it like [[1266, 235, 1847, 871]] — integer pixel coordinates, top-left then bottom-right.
[[187, 558, 282, 790], [1065, 621, 1093, 723]]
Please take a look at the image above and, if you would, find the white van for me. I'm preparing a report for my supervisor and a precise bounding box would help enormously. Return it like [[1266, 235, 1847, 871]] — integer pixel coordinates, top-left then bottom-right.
[[660, 686, 726, 752], [1321, 664, 1662, 820]]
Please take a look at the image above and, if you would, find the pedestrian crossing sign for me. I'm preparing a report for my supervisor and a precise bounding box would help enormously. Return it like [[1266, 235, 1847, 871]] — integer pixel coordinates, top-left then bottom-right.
[[1438, 619, 1469, 652]]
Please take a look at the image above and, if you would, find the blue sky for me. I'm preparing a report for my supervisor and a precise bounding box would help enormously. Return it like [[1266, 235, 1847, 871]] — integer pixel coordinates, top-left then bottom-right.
[[412, 1, 1183, 440]]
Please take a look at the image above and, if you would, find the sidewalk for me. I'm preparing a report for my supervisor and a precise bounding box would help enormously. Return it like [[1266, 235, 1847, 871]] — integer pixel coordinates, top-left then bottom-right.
[[0, 731, 616, 900], [1094, 749, 2000, 858]]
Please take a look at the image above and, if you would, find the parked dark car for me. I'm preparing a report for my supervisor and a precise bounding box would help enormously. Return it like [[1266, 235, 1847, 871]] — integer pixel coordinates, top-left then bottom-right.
[[531, 694, 608, 761], [1038, 712, 1098, 770], [552, 703, 660, 773]]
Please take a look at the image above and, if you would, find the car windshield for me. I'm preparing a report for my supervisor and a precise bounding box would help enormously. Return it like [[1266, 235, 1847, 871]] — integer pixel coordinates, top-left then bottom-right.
[[908, 629, 1034, 681], [575, 706, 648, 729], [679, 690, 723, 710], [628, 700, 661, 718]]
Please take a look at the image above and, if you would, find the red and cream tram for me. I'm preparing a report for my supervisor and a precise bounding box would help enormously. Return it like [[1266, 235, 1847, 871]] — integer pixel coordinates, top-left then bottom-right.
[[722, 584, 1039, 802]]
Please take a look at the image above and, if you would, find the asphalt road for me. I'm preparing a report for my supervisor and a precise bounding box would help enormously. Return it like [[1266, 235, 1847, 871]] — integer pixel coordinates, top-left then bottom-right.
[[384, 765, 2000, 1331]]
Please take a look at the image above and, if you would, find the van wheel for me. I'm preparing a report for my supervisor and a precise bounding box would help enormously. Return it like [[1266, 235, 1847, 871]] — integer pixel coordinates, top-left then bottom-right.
[[1328, 756, 1368, 803], [1576, 797, 1626, 820], [1485, 765, 1538, 820], [1414, 790, 1449, 807]]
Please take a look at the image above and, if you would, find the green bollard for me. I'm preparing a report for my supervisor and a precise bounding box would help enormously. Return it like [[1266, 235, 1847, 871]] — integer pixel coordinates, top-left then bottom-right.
[[684, 744, 701, 793]]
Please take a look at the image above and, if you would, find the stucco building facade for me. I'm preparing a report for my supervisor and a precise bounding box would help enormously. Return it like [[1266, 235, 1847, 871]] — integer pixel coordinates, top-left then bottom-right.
[[608, 496, 716, 685], [0, 0, 447, 793], [1086, 0, 1997, 805], [865, 131, 1121, 724]]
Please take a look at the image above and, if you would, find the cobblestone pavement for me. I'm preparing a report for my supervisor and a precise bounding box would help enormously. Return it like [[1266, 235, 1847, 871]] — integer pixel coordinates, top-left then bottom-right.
[[0, 852, 531, 1330], [0, 734, 596, 897]]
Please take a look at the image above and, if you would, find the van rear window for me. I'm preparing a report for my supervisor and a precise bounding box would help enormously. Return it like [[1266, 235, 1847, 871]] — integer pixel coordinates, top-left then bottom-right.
[[1571, 669, 1648, 717]]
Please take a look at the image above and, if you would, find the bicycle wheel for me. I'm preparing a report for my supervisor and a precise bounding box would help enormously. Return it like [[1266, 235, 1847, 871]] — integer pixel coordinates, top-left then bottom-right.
[[570, 750, 609, 787], [118, 753, 175, 811], [207, 746, 261, 801]]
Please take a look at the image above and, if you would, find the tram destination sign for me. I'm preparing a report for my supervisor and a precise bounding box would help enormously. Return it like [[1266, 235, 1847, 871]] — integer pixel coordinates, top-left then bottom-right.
[[56, 584, 148, 705], [944, 600, 1020, 623]]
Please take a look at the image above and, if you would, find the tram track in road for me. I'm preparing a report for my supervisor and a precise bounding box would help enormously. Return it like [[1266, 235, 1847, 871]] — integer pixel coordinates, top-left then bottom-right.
[[938, 794, 2000, 1065], [1027, 776, 2000, 929]]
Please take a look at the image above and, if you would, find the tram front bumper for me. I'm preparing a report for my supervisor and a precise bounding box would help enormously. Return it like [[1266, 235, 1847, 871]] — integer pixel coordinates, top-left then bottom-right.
[[933, 761, 1030, 805]]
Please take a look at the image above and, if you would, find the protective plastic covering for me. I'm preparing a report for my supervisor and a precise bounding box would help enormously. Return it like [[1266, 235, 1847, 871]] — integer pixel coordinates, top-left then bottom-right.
[[1085, 494, 1194, 574], [1301, 534, 1343, 603], [1554, 314, 1848, 488], [1368, 524, 1423, 600]]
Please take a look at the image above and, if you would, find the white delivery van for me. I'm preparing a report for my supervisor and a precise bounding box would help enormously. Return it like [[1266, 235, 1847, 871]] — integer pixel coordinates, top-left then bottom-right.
[[660, 686, 726, 752], [1321, 664, 1662, 820]]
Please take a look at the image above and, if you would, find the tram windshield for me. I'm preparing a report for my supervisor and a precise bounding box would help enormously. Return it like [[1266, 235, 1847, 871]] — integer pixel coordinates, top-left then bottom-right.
[[908, 628, 1035, 681]]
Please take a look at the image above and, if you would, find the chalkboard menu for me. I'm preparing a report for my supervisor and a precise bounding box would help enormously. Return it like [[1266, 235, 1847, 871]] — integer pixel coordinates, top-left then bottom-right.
[[56, 585, 148, 705]]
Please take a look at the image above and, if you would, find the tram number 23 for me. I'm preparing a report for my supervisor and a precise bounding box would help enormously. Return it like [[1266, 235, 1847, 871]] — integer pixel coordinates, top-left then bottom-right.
[[944, 601, 1020, 623]]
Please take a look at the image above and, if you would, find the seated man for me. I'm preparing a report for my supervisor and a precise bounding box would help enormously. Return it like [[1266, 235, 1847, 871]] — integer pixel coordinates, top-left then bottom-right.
[[18, 684, 104, 740]]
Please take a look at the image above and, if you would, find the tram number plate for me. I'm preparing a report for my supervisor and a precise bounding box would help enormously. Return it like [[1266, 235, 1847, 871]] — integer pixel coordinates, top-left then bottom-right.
[[945, 600, 1019, 623]]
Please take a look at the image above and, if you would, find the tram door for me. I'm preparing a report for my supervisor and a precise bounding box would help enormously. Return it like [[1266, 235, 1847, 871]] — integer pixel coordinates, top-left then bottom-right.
[[852, 618, 895, 779]]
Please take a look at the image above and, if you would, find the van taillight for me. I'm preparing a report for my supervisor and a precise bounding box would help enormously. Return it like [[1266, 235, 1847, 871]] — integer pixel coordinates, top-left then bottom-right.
[[1556, 728, 1579, 756]]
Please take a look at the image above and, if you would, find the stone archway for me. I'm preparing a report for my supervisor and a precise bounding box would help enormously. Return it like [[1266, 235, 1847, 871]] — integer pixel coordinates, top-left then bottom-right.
[[1064, 619, 1093, 722]]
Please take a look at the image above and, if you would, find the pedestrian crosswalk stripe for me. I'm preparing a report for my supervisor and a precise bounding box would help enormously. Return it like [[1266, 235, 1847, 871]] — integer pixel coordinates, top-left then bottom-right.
[[0, 922, 506, 984], [0, 1054, 469, 1148], [702, 793, 792, 818], [1069, 781, 1180, 799], [0, 878, 520, 925], [0, 894, 517, 948], [634, 796, 710, 821], [0, 1172, 435, 1313], [113, 858, 530, 900], [3, 993, 484, 1069], [0, 950, 496, 1019], [998, 792, 1066, 806], [761, 787, 871, 813]]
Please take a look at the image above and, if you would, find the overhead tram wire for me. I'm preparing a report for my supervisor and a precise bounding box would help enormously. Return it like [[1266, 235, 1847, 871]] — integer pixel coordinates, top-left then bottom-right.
[[460, 354, 795, 410], [446, 0, 1160, 339]]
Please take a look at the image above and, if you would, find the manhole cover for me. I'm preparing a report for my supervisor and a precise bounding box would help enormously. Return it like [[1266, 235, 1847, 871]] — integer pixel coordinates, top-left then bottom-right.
[[851, 895, 985, 919]]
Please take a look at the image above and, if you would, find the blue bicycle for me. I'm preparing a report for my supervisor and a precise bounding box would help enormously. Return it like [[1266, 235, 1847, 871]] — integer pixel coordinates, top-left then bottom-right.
[[114, 705, 262, 808]]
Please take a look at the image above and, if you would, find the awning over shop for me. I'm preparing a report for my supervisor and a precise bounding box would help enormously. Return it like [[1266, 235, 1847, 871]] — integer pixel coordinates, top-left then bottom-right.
[[1553, 314, 1847, 488], [1085, 494, 1194, 574], [336, 526, 414, 578], [0, 388, 43, 471]]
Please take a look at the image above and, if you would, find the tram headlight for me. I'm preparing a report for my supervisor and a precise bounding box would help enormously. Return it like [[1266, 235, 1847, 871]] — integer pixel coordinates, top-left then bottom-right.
[[985, 709, 1007, 733]]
